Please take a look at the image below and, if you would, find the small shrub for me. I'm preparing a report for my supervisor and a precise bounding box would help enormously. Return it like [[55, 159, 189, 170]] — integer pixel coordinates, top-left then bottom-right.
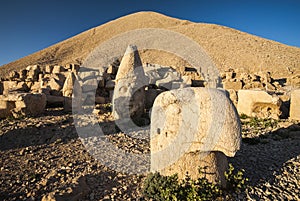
[[240, 113, 248, 120], [143, 172, 179, 201], [143, 164, 248, 200], [224, 163, 248, 193], [242, 117, 278, 129]]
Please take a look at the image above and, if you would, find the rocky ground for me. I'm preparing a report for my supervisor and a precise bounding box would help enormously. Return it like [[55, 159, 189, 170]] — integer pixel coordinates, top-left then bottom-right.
[[0, 107, 299, 201]]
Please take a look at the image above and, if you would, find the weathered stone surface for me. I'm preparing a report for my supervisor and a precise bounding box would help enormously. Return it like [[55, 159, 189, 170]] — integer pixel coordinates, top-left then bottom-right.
[[287, 75, 300, 88], [48, 78, 63, 95], [237, 90, 282, 119], [115, 45, 144, 82], [156, 71, 181, 89], [52, 65, 65, 74], [51, 73, 66, 85], [160, 151, 228, 187], [9, 71, 19, 80], [144, 65, 181, 87], [290, 90, 300, 120], [113, 45, 148, 124], [62, 72, 82, 112], [82, 78, 98, 92], [78, 71, 97, 82], [227, 89, 238, 107], [182, 75, 192, 86], [19, 69, 27, 81], [26, 65, 40, 72], [2, 81, 18, 95], [16, 82, 29, 92], [265, 82, 276, 91], [26, 65, 41, 81], [223, 80, 243, 91], [0, 82, 3, 95], [30, 82, 42, 92], [45, 65, 53, 74], [107, 64, 118, 75], [151, 87, 241, 185], [0, 93, 46, 118], [0, 100, 15, 118], [65, 63, 80, 73], [46, 95, 64, 107], [2, 81, 28, 93], [258, 72, 272, 83], [243, 81, 264, 90]]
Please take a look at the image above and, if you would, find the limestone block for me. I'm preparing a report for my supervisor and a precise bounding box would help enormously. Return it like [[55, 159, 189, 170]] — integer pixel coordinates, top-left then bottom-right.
[[290, 90, 300, 120], [52, 65, 65, 74], [51, 73, 66, 85], [30, 82, 42, 92], [0, 99, 15, 118], [2, 81, 18, 95], [13, 82, 29, 92], [26, 65, 40, 72], [243, 81, 264, 90], [0, 82, 3, 95], [46, 94, 64, 107], [19, 69, 27, 81], [27, 65, 41, 82], [223, 80, 243, 91], [78, 71, 97, 82], [9, 71, 19, 80], [45, 65, 54, 74], [62, 72, 80, 112], [265, 82, 276, 91], [48, 78, 62, 91], [107, 64, 118, 75], [237, 90, 282, 119], [62, 72, 76, 111], [155, 71, 181, 89], [65, 64, 80, 73], [82, 78, 98, 92], [0, 93, 46, 117]]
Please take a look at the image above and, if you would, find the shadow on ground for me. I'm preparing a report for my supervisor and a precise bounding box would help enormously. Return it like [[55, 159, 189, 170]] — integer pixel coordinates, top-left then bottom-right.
[[229, 123, 300, 186]]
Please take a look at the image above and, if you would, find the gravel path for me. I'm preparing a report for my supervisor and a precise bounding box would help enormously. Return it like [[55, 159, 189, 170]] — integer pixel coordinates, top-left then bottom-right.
[[0, 108, 299, 200]]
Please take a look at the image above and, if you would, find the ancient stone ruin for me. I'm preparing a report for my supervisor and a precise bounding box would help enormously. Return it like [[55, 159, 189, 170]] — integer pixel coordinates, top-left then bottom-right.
[[0, 44, 299, 187], [150, 87, 241, 187], [112, 45, 148, 127]]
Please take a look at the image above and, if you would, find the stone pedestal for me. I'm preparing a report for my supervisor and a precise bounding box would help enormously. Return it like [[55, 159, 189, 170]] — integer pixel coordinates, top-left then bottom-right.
[[160, 151, 228, 187]]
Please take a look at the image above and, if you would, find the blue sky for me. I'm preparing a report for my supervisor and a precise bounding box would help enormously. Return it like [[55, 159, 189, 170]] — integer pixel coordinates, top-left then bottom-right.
[[0, 0, 299, 66]]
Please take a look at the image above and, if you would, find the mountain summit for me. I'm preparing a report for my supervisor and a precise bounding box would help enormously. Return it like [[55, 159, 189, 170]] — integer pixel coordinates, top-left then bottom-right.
[[1, 11, 299, 78]]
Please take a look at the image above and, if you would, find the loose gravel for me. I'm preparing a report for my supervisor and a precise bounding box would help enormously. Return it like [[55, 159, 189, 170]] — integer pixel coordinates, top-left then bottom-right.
[[0, 108, 299, 200]]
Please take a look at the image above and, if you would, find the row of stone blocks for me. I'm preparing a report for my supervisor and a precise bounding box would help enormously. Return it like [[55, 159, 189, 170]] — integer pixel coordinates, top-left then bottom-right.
[[111, 45, 300, 188]]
